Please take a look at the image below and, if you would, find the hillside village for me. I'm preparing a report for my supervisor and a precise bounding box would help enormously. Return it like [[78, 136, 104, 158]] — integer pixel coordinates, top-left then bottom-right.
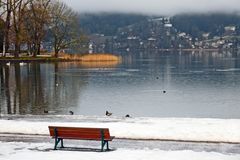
[[1, 13, 240, 55], [87, 17, 240, 53]]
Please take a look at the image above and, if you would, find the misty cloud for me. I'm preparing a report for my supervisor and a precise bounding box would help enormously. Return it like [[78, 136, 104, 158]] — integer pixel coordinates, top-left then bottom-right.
[[62, 0, 240, 15]]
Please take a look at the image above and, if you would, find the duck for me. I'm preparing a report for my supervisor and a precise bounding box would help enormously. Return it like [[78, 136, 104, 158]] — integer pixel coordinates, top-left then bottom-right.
[[6, 62, 10, 66], [19, 62, 26, 66], [69, 111, 74, 115], [125, 114, 131, 118], [105, 111, 112, 116], [44, 109, 56, 114], [44, 109, 48, 114]]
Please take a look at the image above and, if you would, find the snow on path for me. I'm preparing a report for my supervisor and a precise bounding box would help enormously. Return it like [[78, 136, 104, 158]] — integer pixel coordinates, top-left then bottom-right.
[[0, 116, 240, 143], [0, 141, 240, 160]]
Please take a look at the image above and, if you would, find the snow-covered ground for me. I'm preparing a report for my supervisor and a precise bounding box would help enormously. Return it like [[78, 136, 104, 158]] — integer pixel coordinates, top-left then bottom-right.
[[0, 115, 240, 160], [0, 141, 240, 160], [0, 115, 240, 143]]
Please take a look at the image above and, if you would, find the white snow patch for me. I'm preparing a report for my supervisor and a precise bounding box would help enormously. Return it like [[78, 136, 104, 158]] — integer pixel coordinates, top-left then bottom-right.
[[0, 117, 240, 143], [0, 141, 239, 160]]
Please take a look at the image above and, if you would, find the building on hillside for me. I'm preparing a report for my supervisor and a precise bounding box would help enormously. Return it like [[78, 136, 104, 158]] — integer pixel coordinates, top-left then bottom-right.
[[224, 26, 237, 36], [88, 34, 113, 53]]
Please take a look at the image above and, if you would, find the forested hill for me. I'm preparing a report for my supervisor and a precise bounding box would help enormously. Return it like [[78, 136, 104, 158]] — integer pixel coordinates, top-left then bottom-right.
[[79, 13, 148, 36], [171, 14, 240, 38], [79, 13, 240, 38]]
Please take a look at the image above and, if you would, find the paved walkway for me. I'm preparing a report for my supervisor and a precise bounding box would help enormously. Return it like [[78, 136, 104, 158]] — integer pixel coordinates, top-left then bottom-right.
[[0, 133, 239, 154]]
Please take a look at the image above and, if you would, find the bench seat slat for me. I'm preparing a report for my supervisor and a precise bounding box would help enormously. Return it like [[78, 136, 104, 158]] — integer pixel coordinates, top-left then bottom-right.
[[53, 136, 114, 141], [50, 134, 113, 140], [49, 131, 111, 139], [49, 131, 110, 135], [49, 126, 109, 130]]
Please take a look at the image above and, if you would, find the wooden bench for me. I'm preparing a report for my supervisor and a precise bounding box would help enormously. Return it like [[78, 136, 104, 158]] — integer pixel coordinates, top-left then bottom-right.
[[48, 126, 115, 152]]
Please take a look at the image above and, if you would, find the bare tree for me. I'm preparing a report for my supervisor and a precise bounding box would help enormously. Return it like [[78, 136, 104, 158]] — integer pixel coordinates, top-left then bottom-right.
[[11, 0, 31, 57], [0, 0, 13, 56], [0, 18, 4, 52], [49, 1, 82, 57], [25, 0, 50, 57], [1, 0, 86, 57], [0, 0, 31, 57]]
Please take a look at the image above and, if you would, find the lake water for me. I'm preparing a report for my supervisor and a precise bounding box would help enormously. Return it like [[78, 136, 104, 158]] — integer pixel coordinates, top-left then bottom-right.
[[1, 51, 240, 118]]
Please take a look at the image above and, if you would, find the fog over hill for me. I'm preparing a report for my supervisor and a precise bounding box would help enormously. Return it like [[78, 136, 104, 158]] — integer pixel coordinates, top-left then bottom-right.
[[62, 0, 240, 15], [79, 13, 240, 37]]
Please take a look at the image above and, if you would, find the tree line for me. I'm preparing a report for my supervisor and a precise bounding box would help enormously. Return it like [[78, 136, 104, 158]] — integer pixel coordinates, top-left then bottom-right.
[[79, 13, 147, 36], [0, 0, 84, 58]]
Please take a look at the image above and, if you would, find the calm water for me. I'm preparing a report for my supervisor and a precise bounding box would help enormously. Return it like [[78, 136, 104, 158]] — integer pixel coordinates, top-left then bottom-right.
[[1, 51, 240, 118]]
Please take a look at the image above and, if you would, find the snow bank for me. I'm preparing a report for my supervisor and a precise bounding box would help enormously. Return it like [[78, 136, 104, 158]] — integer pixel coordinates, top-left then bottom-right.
[[0, 116, 240, 143], [0, 141, 240, 160]]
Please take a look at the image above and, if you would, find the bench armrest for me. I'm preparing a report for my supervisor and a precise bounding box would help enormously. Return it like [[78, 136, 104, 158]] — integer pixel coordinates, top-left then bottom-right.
[[110, 136, 115, 140]]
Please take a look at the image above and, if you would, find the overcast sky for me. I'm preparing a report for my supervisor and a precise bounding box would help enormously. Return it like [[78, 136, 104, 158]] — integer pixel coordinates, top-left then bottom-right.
[[61, 0, 240, 15]]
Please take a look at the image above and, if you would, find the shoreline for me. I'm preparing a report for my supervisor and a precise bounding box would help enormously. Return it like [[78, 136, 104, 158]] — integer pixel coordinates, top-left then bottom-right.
[[0, 49, 237, 62], [0, 53, 121, 63], [0, 57, 69, 63]]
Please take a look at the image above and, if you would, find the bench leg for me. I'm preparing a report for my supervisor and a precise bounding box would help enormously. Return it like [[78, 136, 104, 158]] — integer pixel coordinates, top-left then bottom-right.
[[60, 139, 64, 148], [106, 141, 110, 151], [54, 138, 61, 150], [101, 141, 104, 152], [54, 139, 57, 150], [101, 140, 107, 152], [54, 128, 60, 150], [101, 140, 110, 152]]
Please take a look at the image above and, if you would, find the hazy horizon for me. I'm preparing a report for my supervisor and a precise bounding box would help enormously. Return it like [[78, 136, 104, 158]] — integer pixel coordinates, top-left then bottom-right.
[[61, 0, 240, 16]]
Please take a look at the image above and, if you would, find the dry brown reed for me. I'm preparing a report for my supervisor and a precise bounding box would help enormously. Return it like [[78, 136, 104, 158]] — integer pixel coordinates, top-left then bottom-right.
[[59, 53, 122, 62]]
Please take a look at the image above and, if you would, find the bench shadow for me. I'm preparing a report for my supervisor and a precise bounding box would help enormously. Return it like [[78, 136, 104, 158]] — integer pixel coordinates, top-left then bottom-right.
[[41, 147, 116, 152], [56, 147, 116, 152]]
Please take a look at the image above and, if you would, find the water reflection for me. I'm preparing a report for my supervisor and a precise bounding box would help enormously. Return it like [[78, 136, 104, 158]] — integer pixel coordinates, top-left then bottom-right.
[[0, 63, 44, 114], [80, 61, 121, 68], [0, 51, 240, 118], [0, 62, 87, 115]]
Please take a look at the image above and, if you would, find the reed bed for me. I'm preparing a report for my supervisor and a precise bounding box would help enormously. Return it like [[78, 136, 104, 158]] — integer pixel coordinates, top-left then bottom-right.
[[60, 53, 121, 62]]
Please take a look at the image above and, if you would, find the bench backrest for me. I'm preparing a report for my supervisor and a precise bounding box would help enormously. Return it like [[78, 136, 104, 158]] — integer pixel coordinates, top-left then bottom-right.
[[48, 126, 111, 140]]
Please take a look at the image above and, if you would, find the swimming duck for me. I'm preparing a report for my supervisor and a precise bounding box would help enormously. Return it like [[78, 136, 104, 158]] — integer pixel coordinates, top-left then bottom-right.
[[125, 114, 130, 118], [44, 109, 48, 114], [69, 111, 74, 115], [106, 111, 112, 116], [44, 109, 56, 114], [19, 62, 26, 66]]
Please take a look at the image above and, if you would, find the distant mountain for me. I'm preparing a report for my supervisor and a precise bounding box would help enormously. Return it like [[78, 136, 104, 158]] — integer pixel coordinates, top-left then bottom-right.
[[79, 13, 240, 39], [79, 13, 148, 36], [78, 13, 240, 52]]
